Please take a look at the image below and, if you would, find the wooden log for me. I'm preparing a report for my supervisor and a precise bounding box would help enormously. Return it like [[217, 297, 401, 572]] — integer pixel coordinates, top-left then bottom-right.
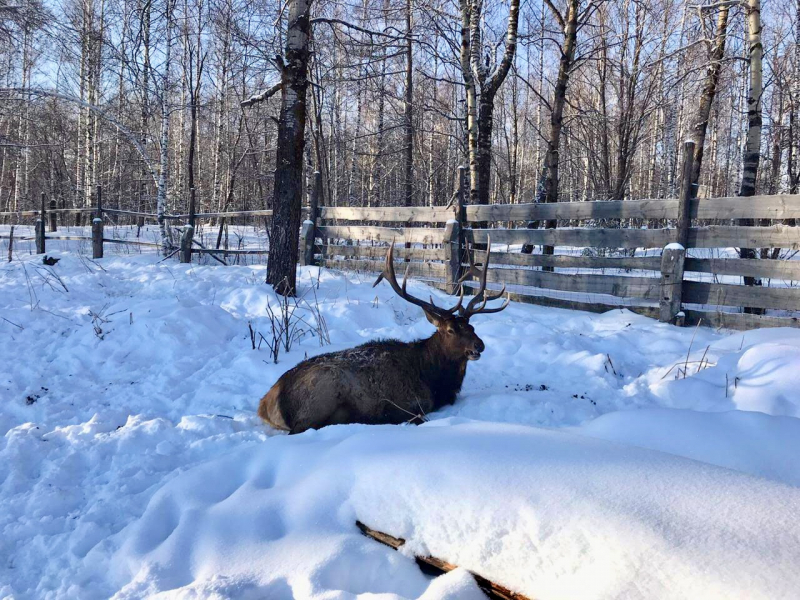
[[49, 200, 57, 232], [461, 267, 661, 300], [684, 257, 800, 281], [683, 309, 800, 330], [659, 244, 686, 324], [320, 205, 454, 223], [443, 219, 461, 293], [46, 235, 94, 241], [319, 225, 443, 245], [321, 244, 443, 261], [683, 280, 800, 311], [355, 521, 532, 600], [179, 225, 194, 263]]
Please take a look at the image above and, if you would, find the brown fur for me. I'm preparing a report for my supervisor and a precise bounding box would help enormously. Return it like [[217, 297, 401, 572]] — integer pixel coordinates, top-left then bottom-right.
[[258, 314, 484, 434]]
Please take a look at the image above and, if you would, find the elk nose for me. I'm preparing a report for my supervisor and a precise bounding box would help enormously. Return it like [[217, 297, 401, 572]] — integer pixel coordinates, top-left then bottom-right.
[[475, 339, 485, 353]]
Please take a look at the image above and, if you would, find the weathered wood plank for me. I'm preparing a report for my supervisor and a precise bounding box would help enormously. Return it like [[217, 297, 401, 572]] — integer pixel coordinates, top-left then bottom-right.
[[193, 248, 269, 255], [319, 225, 444, 245], [469, 227, 676, 249], [462, 267, 661, 300], [322, 258, 446, 279], [434, 281, 660, 319], [683, 281, 800, 311], [103, 238, 162, 247], [322, 244, 443, 261], [683, 309, 800, 330], [468, 225, 800, 250], [320, 206, 454, 223], [483, 252, 662, 271], [691, 194, 800, 220], [689, 226, 800, 249], [684, 258, 800, 280], [464, 194, 800, 222], [465, 200, 679, 222]]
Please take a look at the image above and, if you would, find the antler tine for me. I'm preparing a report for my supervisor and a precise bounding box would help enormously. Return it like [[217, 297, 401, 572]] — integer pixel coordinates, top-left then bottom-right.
[[458, 236, 511, 319], [429, 283, 465, 315], [373, 241, 463, 317]]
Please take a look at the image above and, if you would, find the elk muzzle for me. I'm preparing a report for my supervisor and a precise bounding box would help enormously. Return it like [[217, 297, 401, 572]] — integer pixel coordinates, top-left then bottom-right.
[[466, 338, 485, 361]]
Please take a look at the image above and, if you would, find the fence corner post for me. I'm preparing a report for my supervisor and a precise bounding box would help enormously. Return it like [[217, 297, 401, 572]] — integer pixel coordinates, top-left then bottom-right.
[[300, 171, 321, 267], [92, 185, 104, 259], [659, 243, 686, 324], [49, 200, 57, 232], [299, 220, 315, 267], [179, 225, 194, 263], [35, 193, 46, 254], [660, 141, 694, 325], [443, 217, 462, 294]]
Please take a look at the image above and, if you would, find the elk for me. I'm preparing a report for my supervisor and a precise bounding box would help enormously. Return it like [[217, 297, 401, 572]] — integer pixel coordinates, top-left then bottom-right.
[[258, 240, 509, 434]]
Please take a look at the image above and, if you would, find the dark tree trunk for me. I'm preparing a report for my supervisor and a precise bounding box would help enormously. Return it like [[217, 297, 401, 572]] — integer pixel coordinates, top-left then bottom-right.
[[690, 5, 730, 189], [267, 0, 313, 295], [538, 0, 579, 265], [403, 0, 413, 207]]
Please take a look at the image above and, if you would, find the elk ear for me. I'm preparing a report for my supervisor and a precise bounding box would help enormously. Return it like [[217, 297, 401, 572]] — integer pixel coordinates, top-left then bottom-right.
[[423, 310, 445, 328]]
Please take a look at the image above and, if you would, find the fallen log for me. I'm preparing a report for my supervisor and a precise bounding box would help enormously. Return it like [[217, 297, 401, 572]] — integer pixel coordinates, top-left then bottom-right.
[[355, 521, 533, 600]]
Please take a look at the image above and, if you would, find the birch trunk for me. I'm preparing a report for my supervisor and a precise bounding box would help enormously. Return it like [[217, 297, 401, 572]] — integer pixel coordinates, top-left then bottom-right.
[[739, 0, 763, 303]]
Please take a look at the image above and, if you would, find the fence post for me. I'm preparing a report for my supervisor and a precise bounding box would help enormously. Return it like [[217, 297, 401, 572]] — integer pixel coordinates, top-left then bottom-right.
[[180, 188, 196, 263], [659, 140, 694, 325], [7, 225, 13, 262], [443, 217, 461, 294], [35, 193, 45, 254], [92, 185, 104, 259], [300, 171, 321, 267], [49, 200, 57, 232]]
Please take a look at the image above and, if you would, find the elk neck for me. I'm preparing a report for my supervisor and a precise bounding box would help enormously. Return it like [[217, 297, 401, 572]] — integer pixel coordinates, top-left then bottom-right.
[[416, 331, 469, 406]]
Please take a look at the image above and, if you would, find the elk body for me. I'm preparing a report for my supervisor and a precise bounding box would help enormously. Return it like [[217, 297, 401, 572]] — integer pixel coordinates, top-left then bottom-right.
[[258, 241, 509, 434]]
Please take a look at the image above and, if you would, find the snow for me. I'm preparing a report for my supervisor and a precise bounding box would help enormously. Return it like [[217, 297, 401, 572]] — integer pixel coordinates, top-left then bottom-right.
[[2, 250, 800, 599], [664, 242, 685, 250]]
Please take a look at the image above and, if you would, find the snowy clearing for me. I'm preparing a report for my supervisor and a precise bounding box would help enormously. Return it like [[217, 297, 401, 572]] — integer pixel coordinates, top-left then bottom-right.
[[1, 251, 799, 599]]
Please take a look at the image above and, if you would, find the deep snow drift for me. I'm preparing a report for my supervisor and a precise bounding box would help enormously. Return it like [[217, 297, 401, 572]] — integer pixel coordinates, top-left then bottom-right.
[[2, 251, 800, 599]]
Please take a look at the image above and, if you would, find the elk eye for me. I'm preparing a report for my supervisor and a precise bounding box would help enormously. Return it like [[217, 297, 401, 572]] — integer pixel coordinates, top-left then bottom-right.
[[446, 327, 456, 335]]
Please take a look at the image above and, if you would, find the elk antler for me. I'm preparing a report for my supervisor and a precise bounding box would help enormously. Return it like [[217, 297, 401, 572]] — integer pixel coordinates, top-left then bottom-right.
[[457, 236, 510, 319], [373, 242, 464, 320]]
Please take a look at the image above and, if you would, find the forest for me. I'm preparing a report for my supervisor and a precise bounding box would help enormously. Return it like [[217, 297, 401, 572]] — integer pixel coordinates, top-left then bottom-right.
[[1, 0, 799, 284]]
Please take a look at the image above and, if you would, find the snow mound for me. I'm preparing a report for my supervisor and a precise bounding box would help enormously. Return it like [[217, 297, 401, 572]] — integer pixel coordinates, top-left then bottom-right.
[[106, 421, 800, 600]]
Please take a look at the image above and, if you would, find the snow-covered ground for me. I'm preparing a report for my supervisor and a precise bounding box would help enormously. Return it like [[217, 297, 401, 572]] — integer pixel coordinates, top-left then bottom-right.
[[1, 249, 800, 599]]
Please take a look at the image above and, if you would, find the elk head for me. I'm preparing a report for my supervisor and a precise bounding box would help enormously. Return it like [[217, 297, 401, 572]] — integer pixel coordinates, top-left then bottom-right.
[[373, 238, 509, 362]]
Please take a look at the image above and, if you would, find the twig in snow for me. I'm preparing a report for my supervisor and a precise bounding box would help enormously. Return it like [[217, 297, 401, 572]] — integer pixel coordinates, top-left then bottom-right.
[[1, 316, 23, 329]]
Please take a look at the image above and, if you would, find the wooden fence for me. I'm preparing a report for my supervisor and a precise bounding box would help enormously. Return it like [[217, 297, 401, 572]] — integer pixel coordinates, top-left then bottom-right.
[[0, 186, 279, 265], [4, 145, 800, 331], [309, 148, 800, 331]]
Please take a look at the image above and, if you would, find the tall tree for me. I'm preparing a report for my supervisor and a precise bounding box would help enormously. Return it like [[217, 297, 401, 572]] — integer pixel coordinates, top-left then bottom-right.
[[459, 0, 520, 208]]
